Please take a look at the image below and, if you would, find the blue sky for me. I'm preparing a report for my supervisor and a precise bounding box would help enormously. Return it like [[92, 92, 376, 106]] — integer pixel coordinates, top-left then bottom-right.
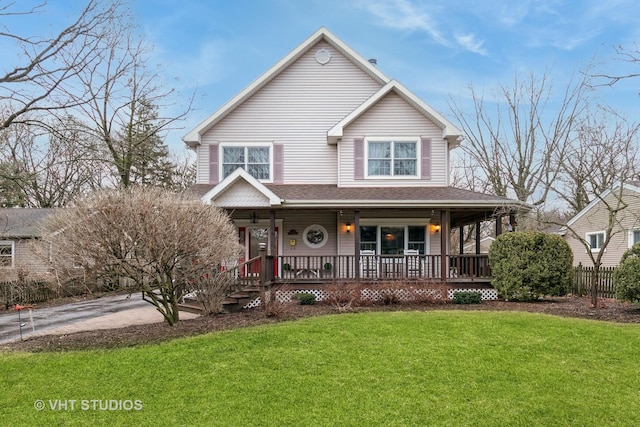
[[6, 0, 640, 154]]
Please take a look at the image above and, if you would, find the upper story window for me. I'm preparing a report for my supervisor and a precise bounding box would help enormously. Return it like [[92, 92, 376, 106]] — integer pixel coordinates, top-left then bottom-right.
[[586, 231, 605, 252], [0, 240, 14, 268], [629, 229, 640, 248], [222, 145, 271, 181], [366, 139, 418, 178]]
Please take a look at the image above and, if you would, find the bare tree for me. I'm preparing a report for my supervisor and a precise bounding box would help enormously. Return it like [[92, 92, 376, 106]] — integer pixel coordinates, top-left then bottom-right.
[[40, 187, 243, 325], [552, 107, 640, 215], [0, 0, 125, 129], [0, 114, 104, 207], [552, 110, 640, 307], [72, 18, 193, 187], [449, 69, 590, 214]]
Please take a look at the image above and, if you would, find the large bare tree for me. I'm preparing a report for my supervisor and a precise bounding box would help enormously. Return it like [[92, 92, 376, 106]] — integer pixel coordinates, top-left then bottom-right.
[[72, 18, 193, 187], [41, 187, 242, 325], [449, 70, 590, 214], [0, 0, 124, 129]]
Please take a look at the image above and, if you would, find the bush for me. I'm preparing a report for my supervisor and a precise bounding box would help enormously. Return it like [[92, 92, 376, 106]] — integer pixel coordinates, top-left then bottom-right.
[[295, 292, 317, 305], [615, 243, 640, 304], [488, 231, 573, 301], [452, 291, 482, 304]]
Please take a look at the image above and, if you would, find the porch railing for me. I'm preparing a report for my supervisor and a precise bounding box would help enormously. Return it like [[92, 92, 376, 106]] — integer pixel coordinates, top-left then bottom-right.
[[275, 254, 491, 281]]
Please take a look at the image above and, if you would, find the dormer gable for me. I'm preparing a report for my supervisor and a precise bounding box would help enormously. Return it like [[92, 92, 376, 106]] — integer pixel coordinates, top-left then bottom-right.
[[327, 80, 462, 147], [202, 168, 282, 207]]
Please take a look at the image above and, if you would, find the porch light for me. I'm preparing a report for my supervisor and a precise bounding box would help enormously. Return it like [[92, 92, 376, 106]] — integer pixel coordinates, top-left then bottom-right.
[[250, 212, 259, 224], [346, 223, 351, 233], [432, 224, 441, 233]]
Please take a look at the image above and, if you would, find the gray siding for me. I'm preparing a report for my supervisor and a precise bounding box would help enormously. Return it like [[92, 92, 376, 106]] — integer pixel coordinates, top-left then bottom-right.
[[565, 188, 640, 267], [0, 239, 50, 282], [339, 92, 449, 187], [198, 41, 382, 185]]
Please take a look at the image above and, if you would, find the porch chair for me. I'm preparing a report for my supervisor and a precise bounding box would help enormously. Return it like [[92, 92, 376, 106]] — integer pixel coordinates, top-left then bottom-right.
[[404, 249, 421, 277], [359, 250, 378, 278]]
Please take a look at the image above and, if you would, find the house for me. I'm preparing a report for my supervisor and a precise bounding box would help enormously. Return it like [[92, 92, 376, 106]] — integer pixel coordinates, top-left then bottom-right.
[[183, 28, 528, 298], [562, 183, 640, 267], [0, 208, 55, 282]]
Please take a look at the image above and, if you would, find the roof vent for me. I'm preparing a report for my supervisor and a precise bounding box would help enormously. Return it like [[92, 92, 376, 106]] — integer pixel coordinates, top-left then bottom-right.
[[368, 58, 377, 66]]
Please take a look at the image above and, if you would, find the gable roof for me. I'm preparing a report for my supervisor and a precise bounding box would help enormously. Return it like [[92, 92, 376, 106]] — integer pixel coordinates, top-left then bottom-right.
[[200, 168, 282, 206], [183, 27, 390, 148], [0, 208, 56, 238], [565, 182, 640, 228], [327, 80, 462, 146]]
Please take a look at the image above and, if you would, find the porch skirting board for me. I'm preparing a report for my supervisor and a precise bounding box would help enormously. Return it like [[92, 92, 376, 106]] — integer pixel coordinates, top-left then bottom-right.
[[242, 287, 498, 309]]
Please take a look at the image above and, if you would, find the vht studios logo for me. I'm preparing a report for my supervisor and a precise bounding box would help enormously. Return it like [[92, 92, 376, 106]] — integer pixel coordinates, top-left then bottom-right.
[[34, 399, 143, 411]]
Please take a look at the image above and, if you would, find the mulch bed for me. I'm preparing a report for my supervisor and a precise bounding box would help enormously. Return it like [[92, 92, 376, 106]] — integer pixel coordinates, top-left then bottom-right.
[[3, 296, 640, 353]]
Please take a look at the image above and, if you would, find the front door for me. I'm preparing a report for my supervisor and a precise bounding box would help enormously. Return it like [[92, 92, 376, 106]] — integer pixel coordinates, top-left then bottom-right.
[[239, 226, 278, 276]]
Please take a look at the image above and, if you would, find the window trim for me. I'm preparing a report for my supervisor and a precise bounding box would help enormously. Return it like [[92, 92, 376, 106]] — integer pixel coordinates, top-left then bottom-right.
[[586, 231, 606, 252], [364, 137, 419, 179], [303, 224, 328, 249], [0, 240, 15, 269], [628, 229, 640, 248], [220, 143, 273, 182], [358, 218, 431, 254]]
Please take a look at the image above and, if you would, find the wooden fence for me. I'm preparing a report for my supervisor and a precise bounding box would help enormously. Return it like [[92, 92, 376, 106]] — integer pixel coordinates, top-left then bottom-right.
[[572, 264, 617, 299]]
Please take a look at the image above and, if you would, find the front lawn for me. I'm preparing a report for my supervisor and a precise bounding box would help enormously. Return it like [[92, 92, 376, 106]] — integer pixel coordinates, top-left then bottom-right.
[[1, 311, 639, 426]]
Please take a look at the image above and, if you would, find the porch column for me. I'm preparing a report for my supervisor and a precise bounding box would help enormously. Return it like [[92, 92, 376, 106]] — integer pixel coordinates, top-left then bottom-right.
[[458, 225, 464, 254], [495, 215, 503, 236], [440, 210, 450, 282], [269, 210, 276, 256], [475, 221, 481, 254], [354, 210, 361, 279]]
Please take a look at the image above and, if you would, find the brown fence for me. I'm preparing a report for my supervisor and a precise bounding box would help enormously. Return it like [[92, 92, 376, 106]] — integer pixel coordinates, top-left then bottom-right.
[[0, 279, 102, 309], [572, 264, 617, 299]]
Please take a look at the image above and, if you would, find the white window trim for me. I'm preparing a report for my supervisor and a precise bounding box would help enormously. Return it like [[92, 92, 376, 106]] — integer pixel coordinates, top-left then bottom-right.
[[358, 218, 431, 254], [364, 137, 420, 179], [628, 229, 640, 248], [220, 143, 273, 183], [0, 240, 15, 268], [585, 230, 606, 253]]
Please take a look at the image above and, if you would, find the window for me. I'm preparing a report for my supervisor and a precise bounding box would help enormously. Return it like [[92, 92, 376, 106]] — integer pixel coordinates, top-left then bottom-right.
[[629, 230, 640, 248], [359, 225, 427, 254], [586, 231, 605, 252], [303, 225, 328, 248], [367, 139, 417, 177], [0, 240, 14, 268], [222, 146, 270, 180]]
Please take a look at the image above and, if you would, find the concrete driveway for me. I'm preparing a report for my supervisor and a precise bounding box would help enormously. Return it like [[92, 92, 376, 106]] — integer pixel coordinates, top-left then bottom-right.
[[0, 293, 199, 345]]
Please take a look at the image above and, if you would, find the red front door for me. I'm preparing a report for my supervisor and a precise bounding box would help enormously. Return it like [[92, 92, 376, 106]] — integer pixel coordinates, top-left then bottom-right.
[[239, 226, 278, 276]]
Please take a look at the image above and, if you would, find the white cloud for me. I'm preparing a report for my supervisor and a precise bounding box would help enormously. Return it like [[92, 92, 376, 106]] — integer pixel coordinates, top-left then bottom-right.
[[455, 33, 488, 56], [362, 0, 449, 46]]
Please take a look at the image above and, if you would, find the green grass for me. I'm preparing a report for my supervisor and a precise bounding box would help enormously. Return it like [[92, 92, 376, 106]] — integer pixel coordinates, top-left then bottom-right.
[[2, 311, 640, 426]]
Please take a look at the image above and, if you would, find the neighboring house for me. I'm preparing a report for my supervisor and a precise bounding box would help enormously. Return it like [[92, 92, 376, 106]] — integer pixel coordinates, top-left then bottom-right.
[[562, 183, 640, 268], [0, 208, 55, 282], [462, 237, 495, 254], [183, 28, 527, 288]]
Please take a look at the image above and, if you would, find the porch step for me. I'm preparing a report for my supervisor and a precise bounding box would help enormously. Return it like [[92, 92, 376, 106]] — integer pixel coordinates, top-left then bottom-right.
[[177, 301, 204, 315]]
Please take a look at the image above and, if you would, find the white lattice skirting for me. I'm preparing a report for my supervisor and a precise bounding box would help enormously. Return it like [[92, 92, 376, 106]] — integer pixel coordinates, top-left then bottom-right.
[[243, 287, 498, 309]]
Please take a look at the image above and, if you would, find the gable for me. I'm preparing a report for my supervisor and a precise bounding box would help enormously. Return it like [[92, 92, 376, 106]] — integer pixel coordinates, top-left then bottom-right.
[[184, 27, 389, 147], [213, 180, 273, 207]]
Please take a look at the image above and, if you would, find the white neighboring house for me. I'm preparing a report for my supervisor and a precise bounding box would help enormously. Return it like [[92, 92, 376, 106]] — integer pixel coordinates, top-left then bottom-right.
[[562, 183, 640, 267]]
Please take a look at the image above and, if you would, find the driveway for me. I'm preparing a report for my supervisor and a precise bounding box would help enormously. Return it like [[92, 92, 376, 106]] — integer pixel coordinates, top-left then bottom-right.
[[0, 293, 199, 345]]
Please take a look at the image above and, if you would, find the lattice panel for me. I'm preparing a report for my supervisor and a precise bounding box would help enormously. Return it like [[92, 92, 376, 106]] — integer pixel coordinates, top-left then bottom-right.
[[243, 287, 498, 308], [447, 288, 498, 300]]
